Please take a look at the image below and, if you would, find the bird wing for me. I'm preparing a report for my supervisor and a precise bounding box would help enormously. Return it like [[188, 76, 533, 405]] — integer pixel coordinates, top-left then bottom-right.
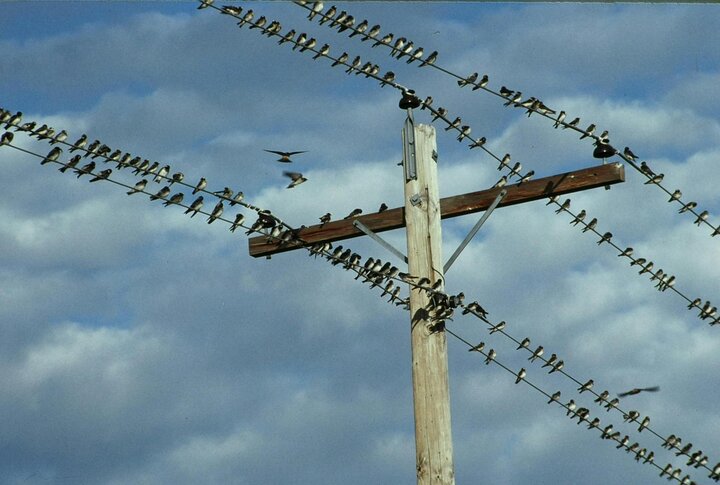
[[642, 386, 660, 393], [283, 171, 303, 180]]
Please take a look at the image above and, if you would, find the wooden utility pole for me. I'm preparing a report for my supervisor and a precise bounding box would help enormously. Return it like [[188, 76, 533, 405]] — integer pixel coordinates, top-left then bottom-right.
[[403, 122, 455, 484], [247, 96, 625, 485]]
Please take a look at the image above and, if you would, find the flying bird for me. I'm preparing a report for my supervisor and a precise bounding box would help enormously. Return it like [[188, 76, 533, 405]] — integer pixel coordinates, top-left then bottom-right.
[[264, 149, 307, 163], [283, 171, 307, 188], [618, 386, 660, 398]]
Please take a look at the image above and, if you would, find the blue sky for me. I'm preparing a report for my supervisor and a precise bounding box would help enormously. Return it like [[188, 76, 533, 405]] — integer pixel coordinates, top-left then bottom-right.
[[1, 2, 720, 484]]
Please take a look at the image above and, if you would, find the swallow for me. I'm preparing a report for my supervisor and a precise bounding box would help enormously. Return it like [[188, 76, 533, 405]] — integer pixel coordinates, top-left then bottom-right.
[[570, 210, 586, 226], [528, 345, 544, 362], [264, 149, 307, 163], [615, 435, 630, 449], [344, 208, 362, 219], [277, 29, 296, 45], [586, 417, 600, 430], [624, 410, 640, 423], [349, 19, 368, 37], [618, 386, 659, 397], [710, 462, 720, 480], [469, 341, 484, 353], [419, 50, 437, 67], [149, 185, 171, 201], [395, 41, 414, 60], [197, 0, 213, 8], [555, 199, 571, 214], [318, 6, 337, 25], [463, 301, 488, 318], [577, 379, 593, 393], [40, 147, 63, 165], [457, 72, 478, 87], [184, 196, 204, 217], [230, 213, 245, 232], [497, 153, 511, 170], [623, 147, 637, 161], [378, 203, 388, 212], [236, 10, 254, 28], [362, 24, 381, 42], [469, 137, 486, 149], [484, 348, 496, 365], [579, 123, 596, 139], [283, 171, 307, 188], [0, 130, 14, 146], [372, 32, 393, 48], [163, 192, 184, 206], [292, 32, 307, 50], [191, 177, 207, 195], [49, 129, 68, 145], [248, 16, 267, 30], [445, 117, 461, 131], [548, 360, 563, 373], [307, 1, 324, 20], [594, 390, 609, 403], [553, 111, 566, 128], [679, 201, 698, 213], [58, 154, 79, 173], [644, 173, 664, 185], [488, 320, 505, 334], [152, 164, 169, 183], [329, 52, 349, 68], [221, 5, 242, 16], [565, 399, 576, 416], [518, 171, 534, 184], [379, 71, 395, 87], [206, 201, 224, 224], [504, 91, 522, 107], [5, 111, 22, 129], [499, 86, 513, 97], [265, 21, 282, 37], [406, 47, 425, 64], [431, 107, 448, 122], [457, 125, 471, 141], [299, 37, 317, 53], [548, 391, 561, 404], [319, 212, 332, 225], [604, 397, 619, 411], [694, 210, 709, 225], [508, 162, 522, 177], [583, 217, 597, 232], [227, 191, 243, 206], [597, 232, 612, 245], [541, 354, 557, 368], [517, 337, 531, 350], [565, 117, 580, 129], [89, 168, 112, 182], [515, 368, 526, 384], [472, 74, 489, 90], [75, 161, 95, 178], [637, 415, 650, 432], [667, 189, 682, 202]]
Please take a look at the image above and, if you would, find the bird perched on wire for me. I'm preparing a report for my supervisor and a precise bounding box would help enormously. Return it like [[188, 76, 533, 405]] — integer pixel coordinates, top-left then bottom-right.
[[618, 386, 659, 398], [264, 149, 307, 163], [283, 171, 307, 188]]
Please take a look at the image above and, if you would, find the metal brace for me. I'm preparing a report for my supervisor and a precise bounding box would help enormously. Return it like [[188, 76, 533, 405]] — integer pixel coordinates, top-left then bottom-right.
[[443, 189, 508, 274], [403, 112, 417, 181], [352, 220, 408, 264]]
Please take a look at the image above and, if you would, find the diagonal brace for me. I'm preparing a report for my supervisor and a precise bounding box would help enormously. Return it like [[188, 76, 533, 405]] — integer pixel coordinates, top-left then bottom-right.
[[443, 189, 507, 274], [353, 220, 408, 264]]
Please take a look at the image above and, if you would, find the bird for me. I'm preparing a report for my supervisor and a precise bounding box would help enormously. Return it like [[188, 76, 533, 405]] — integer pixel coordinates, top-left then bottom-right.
[[457, 72, 478, 87], [406, 47, 425, 64], [344, 208, 362, 219], [456, 125, 471, 141], [319, 212, 331, 224], [468, 341, 484, 353], [497, 153, 511, 171], [318, 5, 336, 25], [555, 199, 571, 214], [541, 354, 557, 369], [277, 29, 296, 45], [59, 155, 81, 173], [192, 177, 207, 194], [515, 368, 526, 384], [570, 209, 586, 226], [379, 71, 395, 87], [516, 337, 531, 350], [445, 117, 461, 131], [469, 137, 486, 149], [163, 192, 184, 207], [499, 86, 513, 97], [331, 52, 349, 67], [484, 349, 496, 365], [126, 179, 148, 195], [349, 19, 368, 38], [579, 123, 596, 139], [299, 37, 317, 52], [169, 172, 185, 186], [548, 360, 564, 373], [517, 171, 534, 184], [283, 171, 307, 188], [184, 196, 204, 217], [378, 203, 388, 212], [528, 346, 544, 362], [207, 201, 224, 224], [488, 321, 505, 334], [679, 201, 698, 213], [419, 50, 437, 67], [69, 134, 88, 152], [373, 32, 393, 48], [197, 0, 213, 8], [472, 74, 489, 90], [644, 173, 664, 185], [248, 16, 267, 30], [221, 5, 242, 16], [638, 416, 650, 432], [597, 232, 612, 245], [292, 32, 307, 50], [89, 168, 112, 182], [582, 218, 598, 233], [230, 191, 244, 206], [307, 1, 324, 20], [548, 391, 561, 404], [668, 189, 682, 202], [149, 186, 171, 201], [553, 111, 566, 128], [565, 399, 576, 416], [578, 379, 593, 393], [50, 129, 68, 145], [594, 390, 609, 403], [362, 24, 381, 42], [565, 117, 580, 129], [623, 147, 638, 161], [228, 213, 246, 233], [618, 386, 659, 397], [40, 147, 62, 165], [154, 164, 170, 183], [694, 210, 709, 225], [75, 161, 95, 178], [236, 10, 254, 28], [264, 149, 307, 163]]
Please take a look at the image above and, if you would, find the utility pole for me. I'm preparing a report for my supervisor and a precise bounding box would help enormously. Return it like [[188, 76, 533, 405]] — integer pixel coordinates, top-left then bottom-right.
[[247, 92, 625, 484], [402, 111, 455, 483]]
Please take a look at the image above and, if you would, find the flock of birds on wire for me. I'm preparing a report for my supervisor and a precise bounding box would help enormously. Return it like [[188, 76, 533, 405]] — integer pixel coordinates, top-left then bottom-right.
[[2, 2, 720, 482]]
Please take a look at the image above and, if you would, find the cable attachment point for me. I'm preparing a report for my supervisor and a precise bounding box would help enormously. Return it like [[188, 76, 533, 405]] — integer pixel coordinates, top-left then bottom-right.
[[399, 89, 421, 110]]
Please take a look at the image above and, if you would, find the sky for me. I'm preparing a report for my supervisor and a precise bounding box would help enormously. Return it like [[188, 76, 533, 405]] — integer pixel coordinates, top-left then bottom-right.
[[1, 1, 719, 484]]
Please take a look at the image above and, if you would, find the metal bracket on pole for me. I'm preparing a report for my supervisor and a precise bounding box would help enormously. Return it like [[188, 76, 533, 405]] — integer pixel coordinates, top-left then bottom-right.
[[353, 220, 408, 264], [399, 90, 421, 182], [443, 189, 508, 274]]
